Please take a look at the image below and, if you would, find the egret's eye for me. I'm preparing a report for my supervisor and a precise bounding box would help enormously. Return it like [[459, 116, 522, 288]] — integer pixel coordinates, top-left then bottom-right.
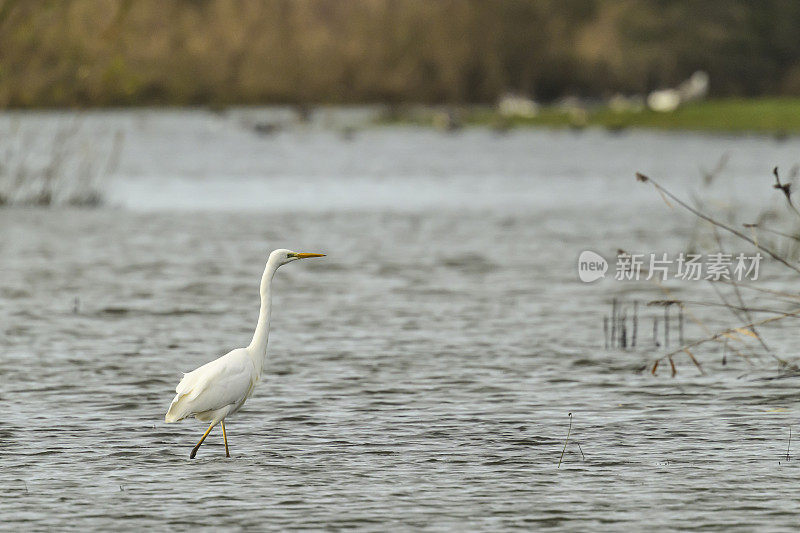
[[287, 252, 297, 258]]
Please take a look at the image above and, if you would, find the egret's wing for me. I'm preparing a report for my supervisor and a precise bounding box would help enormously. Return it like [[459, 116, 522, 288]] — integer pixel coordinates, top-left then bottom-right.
[[165, 349, 255, 422]]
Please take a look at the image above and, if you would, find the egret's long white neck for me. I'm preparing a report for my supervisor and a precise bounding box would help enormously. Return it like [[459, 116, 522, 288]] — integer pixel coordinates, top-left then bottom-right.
[[247, 256, 280, 372]]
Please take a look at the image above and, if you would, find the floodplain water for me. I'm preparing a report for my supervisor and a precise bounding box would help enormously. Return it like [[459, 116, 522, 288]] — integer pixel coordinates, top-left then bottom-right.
[[2, 110, 800, 531]]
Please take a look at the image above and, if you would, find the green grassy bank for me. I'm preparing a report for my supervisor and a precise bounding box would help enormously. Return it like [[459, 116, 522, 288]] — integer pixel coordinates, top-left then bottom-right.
[[454, 99, 800, 135]]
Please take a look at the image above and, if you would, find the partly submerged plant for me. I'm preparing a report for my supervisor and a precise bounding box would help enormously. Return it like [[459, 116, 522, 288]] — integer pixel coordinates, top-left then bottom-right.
[[629, 167, 800, 376], [0, 117, 123, 207]]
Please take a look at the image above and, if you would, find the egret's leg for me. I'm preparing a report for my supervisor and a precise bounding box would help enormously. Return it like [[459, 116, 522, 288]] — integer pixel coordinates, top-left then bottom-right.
[[189, 423, 215, 459], [221, 420, 230, 458]]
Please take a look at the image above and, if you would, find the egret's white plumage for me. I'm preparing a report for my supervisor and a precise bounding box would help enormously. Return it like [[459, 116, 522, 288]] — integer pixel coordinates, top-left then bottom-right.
[[165, 248, 325, 458], [165, 348, 255, 423]]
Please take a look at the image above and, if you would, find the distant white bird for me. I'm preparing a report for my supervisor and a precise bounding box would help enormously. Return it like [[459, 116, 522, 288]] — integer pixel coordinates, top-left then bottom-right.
[[497, 93, 539, 118], [165, 249, 325, 458], [647, 70, 710, 112], [647, 89, 681, 113], [678, 70, 710, 103]]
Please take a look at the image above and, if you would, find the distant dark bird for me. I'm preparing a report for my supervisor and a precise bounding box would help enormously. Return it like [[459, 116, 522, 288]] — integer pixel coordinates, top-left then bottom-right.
[[252, 122, 280, 136], [432, 109, 462, 133], [340, 126, 357, 141]]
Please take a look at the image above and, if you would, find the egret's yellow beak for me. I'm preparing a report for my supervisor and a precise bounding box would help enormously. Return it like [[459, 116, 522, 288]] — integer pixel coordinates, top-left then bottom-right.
[[293, 253, 326, 259]]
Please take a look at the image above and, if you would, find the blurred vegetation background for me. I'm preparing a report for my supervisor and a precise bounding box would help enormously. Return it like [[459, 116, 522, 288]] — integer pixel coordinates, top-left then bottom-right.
[[2, 0, 800, 108]]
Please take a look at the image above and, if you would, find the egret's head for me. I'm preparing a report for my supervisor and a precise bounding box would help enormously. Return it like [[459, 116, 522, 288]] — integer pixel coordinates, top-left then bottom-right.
[[270, 248, 326, 266]]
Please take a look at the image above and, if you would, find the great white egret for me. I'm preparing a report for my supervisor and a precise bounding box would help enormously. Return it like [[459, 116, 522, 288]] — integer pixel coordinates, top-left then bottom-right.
[[165, 249, 325, 458]]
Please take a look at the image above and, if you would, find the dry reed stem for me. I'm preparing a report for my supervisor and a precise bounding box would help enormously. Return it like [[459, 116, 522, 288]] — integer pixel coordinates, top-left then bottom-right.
[[636, 173, 800, 275], [650, 308, 800, 372]]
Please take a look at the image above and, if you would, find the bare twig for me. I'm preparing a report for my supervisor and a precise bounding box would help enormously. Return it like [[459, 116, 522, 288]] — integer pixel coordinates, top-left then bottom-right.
[[649, 298, 794, 316], [576, 440, 586, 461], [716, 279, 800, 302], [628, 252, 753, 365], [705, 234, 777, 362], [636, 172, 800, 275], [773, 167, 800, 220], [558, 413, 573, 469], [743, 223, 800, 243], [654, 308, 800, 369], [700, 152, 730, 186]]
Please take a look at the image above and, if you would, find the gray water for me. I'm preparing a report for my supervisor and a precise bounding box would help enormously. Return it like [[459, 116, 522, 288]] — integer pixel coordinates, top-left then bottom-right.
[[3, 110, 800, 531]]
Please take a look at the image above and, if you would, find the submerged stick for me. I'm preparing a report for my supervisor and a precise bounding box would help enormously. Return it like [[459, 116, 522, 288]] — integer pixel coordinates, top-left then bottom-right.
[[611, 298, 618, 348], [632, 301, 638, 348], [653, 317, 659, 347], [558, 413, 573, 469], [788, 426, 792, 462], [722, 339, 728, 366], [620, 308, 627, 349], [603, 316, 609, 350]]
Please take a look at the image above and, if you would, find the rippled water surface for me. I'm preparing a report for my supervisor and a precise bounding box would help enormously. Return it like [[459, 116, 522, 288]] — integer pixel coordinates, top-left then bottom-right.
[[3, 110, 800, 531]]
